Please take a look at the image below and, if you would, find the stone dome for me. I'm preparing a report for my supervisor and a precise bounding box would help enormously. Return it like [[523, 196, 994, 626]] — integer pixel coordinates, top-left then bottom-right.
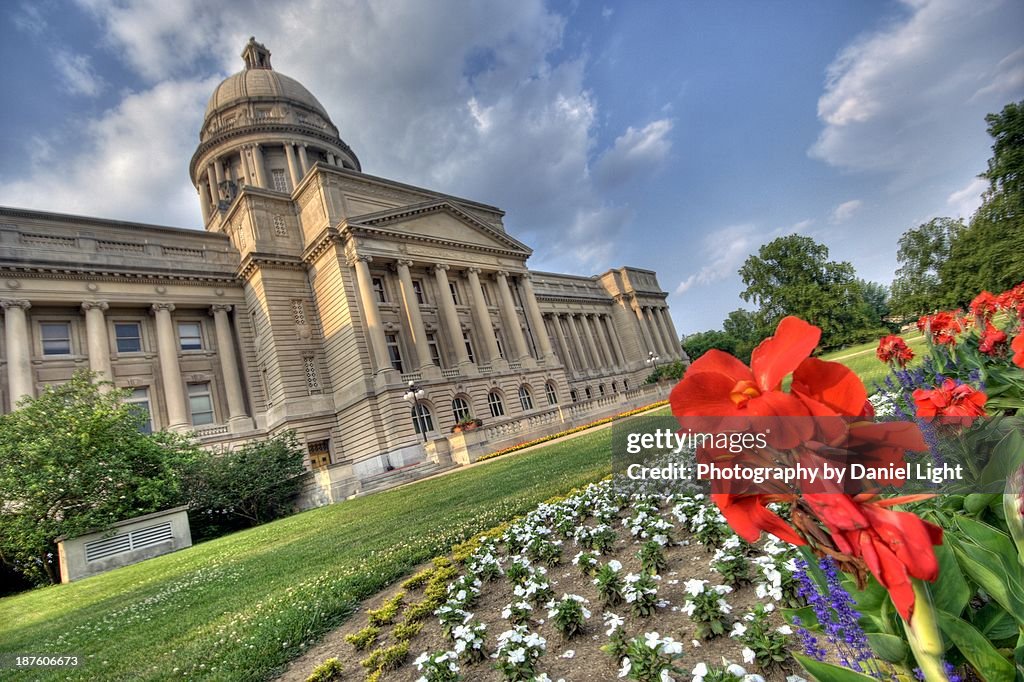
[[204, 66, 331, 124]]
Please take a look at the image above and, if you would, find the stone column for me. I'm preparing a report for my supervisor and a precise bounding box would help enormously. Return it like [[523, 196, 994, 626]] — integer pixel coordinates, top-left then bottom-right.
[[298, 144, 310, 176], [653, 307, 675, 358], [210, 305, 252, 431], [1, 299, 33, 406], [198, 183, 212, 224], [433, 264, 472, 368], [395, 260, 433, 371], [519, 274, 554, 362], [284, 143, 301, 189], [645, 306, 668, 357], [579, 314, 603, 372], [590, 313, 615, 368], [495, 271, 529, 362], [659, 307, 681, 357], [151, 303, 189, 431], [252, 144, 268, 189], [327, 152, 337, 166], [566, 312, 589, 370], [353, 255, 396, 377], [602, 315, 626, 367], [633, 301, 655, 354], [466, 267, 501, 364], [549, 314, 574, 372], [81, 301, 112, 386], [212, 159, 225, 199]]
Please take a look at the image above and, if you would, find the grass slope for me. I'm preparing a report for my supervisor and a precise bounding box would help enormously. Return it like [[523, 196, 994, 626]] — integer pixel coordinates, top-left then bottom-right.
[[0, 414, 657, 681], [818, 329, 926, 389]]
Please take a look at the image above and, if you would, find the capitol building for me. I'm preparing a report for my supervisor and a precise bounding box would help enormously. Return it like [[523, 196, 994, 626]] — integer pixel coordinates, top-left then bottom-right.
[[0, 39, 684, 505]]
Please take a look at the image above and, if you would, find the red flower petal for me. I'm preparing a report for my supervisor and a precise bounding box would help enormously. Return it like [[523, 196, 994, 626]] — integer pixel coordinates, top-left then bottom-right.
[[750, 317, 821, 392], [792, 357, 868, 417]]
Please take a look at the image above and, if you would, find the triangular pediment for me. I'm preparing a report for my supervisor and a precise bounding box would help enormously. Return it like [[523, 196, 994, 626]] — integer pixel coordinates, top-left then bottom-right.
[[346, 200, 532, 255]]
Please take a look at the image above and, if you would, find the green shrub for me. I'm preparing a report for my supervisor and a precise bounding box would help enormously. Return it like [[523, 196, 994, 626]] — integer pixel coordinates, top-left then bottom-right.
[[305, 657, 344, 682], [366, 592, 404, 626], [344, 626, 379, 651], [360, 641, 409, 673]]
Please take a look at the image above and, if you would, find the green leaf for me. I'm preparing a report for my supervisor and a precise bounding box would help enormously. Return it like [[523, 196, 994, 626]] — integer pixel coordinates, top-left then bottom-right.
[[939, 611, 1016, 682], [931, 543, 970, 617], [974, 602, 1019, 642], [951, 542, 1024, 628], [793, 654, 880, 682], [866, 632, 909, 664]]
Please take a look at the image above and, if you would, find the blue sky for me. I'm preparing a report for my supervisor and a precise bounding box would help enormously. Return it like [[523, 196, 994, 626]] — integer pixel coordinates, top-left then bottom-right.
[[1, 1, 1022, 334]]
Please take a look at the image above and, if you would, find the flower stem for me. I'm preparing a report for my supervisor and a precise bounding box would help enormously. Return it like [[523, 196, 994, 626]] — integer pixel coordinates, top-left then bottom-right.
[[902, 580, 949, 682]]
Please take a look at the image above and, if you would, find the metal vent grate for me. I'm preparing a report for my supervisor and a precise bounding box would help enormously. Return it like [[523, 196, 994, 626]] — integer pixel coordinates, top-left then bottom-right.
[[84, 521, 173, 562]]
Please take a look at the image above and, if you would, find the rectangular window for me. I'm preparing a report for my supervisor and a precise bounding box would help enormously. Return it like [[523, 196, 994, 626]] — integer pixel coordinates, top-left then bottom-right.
[[178, 322, 203, 351], [462, 330, 475, 363], [40, 322, 72, 355], [412, 279, 426, 305], [427, 332, 442, 367], [126, 387, 153, 434], [385, 333, 404, 372], [481, 283, 492, 307], [187, 382, 214, 426], [495, 332, 505, 359], [114, 322, 142, 353], [449, 281, 461, 305], [372, 277, 387, 303], [271, 169, 289, 193]]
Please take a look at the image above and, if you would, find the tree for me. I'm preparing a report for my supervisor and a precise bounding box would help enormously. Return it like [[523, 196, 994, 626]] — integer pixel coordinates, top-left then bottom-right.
[[858, 279, 891, 325], [889, 218, 963, 317], [940, 100, 1024, 305], [681, 329, 736, 362], [183, 432, 306, 540], [738, 234, 880, 348], [721, 308, 765, 363], [0, 373, 199, 584]]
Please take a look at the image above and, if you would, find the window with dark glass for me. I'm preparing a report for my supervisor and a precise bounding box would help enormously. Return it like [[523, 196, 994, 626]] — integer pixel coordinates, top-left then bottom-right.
[[427, 332, 442, 367], [449, 281, 461, 305], [178, 322, 203, 351], [488, 391, 505, 418], [462, 330, 475, 363], [411, 403, 434, 435], [40, 322, 72, 355], [585, 386, 593, 400], [518, 385, 533, 411], [187, 382, 214, 426], [412, 279, 426, 305], [545, 383, 558, 405], [372, 277, 387, 303], [114, 322, 142, 353], [452, 397, 471, 422], [127, 387, 153, 434], [570, 389, 579, 403], [385, 333, 403, 372]]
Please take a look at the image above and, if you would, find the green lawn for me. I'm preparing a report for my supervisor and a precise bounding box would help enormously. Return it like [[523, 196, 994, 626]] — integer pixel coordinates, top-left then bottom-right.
[[0, 411, 664, 681], [818, 329, 926, 390]]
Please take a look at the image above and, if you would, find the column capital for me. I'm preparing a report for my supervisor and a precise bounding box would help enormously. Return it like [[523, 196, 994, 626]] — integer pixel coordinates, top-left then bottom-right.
[[520, 272, 533, 281], [434, 263, 450, 272], [466, 266, 482, 275], [209, 304, 234, 315], [395, 258, 414, 269], [1, 299, 31, 311], [81, 301, 109, 312], [494, 269, 509, 278], [349, 254, 373, 266], [151, 303, 176, 313]]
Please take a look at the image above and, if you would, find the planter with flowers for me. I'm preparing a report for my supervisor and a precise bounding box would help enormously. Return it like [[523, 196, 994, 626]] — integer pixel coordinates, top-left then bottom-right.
[[451, 417, 483, 434]]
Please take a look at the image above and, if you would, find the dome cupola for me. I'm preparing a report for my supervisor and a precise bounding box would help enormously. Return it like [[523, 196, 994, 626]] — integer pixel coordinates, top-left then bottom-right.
[[190, 38, 360, 226]]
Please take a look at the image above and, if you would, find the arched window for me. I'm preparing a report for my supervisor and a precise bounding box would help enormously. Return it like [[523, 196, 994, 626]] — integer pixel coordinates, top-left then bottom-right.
[[518, 385, 534, 411], [545, 382, 558, 405], [452, 396, 471, 423], [584, 386, 593, 400], [612, 381, 618, 393], [488, 390, 505, 418], [570, 389, 579, 403], [623, 379, 630, 391], [598, 384, 605, 396], [411, 403, 434, 435]]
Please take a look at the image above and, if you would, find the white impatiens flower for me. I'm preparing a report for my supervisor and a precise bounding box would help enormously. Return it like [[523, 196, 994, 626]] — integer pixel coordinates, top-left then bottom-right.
[[508, 647, 526, 664], [684, 578, 707, 596], [645, 631, 663, 649], [561, 649, 575, 658], [603, 611, 624, 636], [618, 656, 632, 678], [608, 559, 623, 572], [742, 646, 756, 664], [660, 669, 675, 682], [777, 624, 793, 635], [726, 663, 747, 677], [691, 661, 708, 682], [730, 622, 747, 638]]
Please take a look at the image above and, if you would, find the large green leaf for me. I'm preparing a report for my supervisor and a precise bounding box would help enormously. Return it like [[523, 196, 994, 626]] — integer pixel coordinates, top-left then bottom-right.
[[950, 543, 1024, 628], [939, 611, 1016, 682], [974, 602, 1019, 642], [793, 654, 880, 682], [931, 542, 970, 617], [866, 632, 909, 664]]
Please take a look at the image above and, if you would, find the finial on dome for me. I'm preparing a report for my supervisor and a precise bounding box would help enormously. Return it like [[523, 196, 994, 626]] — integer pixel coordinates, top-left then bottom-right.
[[242, 37, 272, 70]]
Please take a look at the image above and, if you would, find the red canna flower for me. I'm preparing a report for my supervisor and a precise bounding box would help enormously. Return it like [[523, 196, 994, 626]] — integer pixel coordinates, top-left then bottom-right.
[[671, 316, 820, 446], [876, 335, 915, 367], [978, 322, 1008, 355], [918, 311, 965, 345], [913, 378, 987, 425], [711, 493, 804, 546], [803, 493, 943, 621], [1012, 333, 1024, 369], [969, 291, 999, 320], [996, 282, 1024, 316]]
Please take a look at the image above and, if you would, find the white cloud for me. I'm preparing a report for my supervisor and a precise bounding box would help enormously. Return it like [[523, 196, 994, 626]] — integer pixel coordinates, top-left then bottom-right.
[[831, 199, 863, 223], [11, 2, 48, 35], [809, 0, 1024, 180], [53, 50, 105, 97], [790, 219, 814, 233], [593, 118, 674, 190], [674, 224, 758, 295], [946, 176, 987, 218], [0, 78, 219, 227], [4, 0, 673, 272]]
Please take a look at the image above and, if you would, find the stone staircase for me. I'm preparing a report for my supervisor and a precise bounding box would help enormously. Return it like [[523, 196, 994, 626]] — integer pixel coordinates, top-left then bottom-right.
[[354, 460, 457, 496]]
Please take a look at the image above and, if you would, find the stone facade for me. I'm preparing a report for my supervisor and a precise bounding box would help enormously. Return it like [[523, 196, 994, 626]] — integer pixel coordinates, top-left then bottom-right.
[[0, 39, 686, 506]]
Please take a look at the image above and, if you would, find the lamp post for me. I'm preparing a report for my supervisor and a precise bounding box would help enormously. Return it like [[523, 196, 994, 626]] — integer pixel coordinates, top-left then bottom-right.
[[403, 380, 428, 443], [646, 350, 660, 372]]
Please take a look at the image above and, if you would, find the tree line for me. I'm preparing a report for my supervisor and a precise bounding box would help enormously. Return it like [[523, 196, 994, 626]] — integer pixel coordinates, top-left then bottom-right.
[[684, 99, 1024, 362]]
